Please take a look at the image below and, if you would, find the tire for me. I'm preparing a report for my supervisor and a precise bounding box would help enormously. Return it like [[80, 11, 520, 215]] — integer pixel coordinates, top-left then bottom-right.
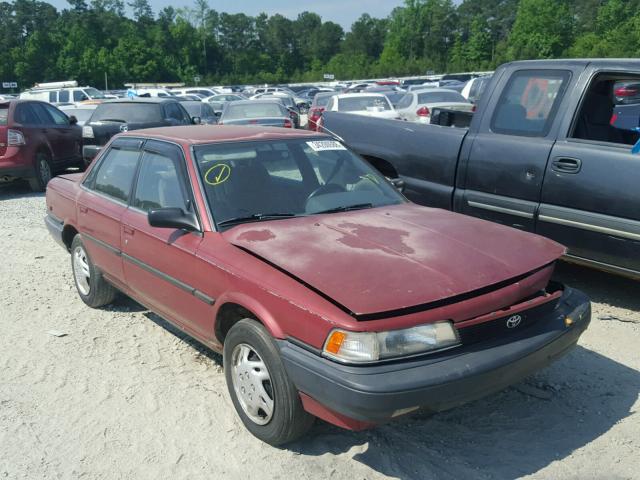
[[70, 235, 117, 308], [28, 151, 53, 192], [224, 319, 314, 445]]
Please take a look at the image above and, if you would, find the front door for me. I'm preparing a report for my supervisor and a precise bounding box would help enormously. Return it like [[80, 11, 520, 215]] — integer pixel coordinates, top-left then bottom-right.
[[457, 68, 574, 231], [120, 140, 215, 339]]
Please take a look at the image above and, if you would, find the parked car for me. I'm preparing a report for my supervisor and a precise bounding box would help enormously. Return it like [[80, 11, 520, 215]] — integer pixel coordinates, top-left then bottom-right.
[[325, 93, 399, 120], [395, 89, 473, 123], [613, 81, 640, 104], [252, 94, 301, 128], [45, 125, 591, 445], [218, 100, 293, 128], [461, 75, 493, 104], [180, 101, 218, 125], [307, 91, 337, 131], [131, 88, 174, 98], [323, 59, 640, 279], [59, 104, 98, 126], [20, 81, 106, 105], [0, 99, 82, 191], [82, 98, 197, 165], [204, 94, 245, 118], [170, 88, 219, 98], [611, 102, 640, 131]]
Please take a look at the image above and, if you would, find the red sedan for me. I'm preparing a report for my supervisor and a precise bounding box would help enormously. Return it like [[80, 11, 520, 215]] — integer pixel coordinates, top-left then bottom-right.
[[45, 126, 590, 445]]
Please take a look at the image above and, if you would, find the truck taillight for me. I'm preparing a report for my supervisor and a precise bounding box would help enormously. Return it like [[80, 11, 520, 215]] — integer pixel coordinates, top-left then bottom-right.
[[82, 126, 94, 138], [7, 129, 25, 146], [283, 119, 292, 128], [416, 106, 430, 117]]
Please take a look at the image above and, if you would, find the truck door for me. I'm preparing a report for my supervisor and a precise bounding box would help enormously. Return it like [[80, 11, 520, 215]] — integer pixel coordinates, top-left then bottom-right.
[[457, 69, 574, 231], [539, 72, 640, 274]]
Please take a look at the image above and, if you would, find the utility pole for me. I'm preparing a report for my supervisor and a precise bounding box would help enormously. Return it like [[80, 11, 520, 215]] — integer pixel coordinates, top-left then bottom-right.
[[104, 71, 108, 91]]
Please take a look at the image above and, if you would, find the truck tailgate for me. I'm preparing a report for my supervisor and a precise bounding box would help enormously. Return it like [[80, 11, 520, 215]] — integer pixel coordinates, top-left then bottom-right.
[[323, 112, 468, 210]]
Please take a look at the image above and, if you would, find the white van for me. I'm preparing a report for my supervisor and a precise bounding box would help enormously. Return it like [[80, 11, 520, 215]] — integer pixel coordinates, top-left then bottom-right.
[[20, 81, 105, 104]]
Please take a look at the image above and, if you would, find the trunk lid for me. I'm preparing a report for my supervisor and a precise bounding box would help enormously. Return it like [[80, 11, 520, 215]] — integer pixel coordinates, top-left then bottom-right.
[[224, 203, 565, 317]]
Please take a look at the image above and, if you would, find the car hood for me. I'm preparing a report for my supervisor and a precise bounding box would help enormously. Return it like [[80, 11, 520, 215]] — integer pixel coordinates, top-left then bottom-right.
[[223, 204, 565, 317]]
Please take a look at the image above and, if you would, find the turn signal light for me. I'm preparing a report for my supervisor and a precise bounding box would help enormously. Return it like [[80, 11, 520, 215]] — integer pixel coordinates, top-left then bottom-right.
[[325, 331, 346, 354], [416, 106, 430, 117]]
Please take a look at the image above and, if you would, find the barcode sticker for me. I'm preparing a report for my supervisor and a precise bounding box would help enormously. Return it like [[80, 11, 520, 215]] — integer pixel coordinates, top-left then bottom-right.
[[306, 140, 346, 151]]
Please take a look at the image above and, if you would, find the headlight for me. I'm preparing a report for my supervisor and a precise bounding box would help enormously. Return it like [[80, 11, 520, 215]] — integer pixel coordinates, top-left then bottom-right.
[[82, 126, 94, 138], [323, 322, 460, 363]]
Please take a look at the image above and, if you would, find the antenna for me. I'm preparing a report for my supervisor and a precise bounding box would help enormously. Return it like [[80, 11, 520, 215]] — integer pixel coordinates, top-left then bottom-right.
[[317, 114, 346, 144]]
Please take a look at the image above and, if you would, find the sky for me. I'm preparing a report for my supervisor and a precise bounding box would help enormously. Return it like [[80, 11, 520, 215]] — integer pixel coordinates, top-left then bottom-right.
[[43, 0, 407, 29]]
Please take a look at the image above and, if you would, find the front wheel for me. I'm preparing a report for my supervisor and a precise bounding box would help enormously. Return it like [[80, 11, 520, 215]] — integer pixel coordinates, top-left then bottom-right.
[[224, 319, 314, 445], [70, 235, 117, 308]]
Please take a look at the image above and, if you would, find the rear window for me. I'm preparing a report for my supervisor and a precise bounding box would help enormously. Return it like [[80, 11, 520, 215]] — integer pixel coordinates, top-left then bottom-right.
[[314, 95, 334, 108], [224, 103, 286, 120], [417, 91, 466, 104], [0, 106, 8, 126], [338, 96, 391, 112], [91, 103, 162, 123], [491, 70, 570, 137]]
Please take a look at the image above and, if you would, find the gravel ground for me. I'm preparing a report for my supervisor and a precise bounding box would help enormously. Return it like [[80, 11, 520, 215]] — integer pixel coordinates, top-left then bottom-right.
[[0, 180, 638, 480]]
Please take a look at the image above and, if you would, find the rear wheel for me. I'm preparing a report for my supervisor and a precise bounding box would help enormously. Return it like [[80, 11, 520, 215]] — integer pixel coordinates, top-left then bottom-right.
[[224, 319, 314, 445], [28, 151, 53, 192], [71, 235, 117, 308]]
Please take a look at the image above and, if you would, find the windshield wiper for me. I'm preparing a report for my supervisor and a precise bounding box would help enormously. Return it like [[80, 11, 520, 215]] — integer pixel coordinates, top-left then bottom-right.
[[314, 203, 374, 214], [217, 213, 296, 227]]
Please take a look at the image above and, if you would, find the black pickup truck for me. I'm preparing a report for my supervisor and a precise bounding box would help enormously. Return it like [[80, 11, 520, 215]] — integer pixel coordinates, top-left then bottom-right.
[[323, 59, 640, 279]]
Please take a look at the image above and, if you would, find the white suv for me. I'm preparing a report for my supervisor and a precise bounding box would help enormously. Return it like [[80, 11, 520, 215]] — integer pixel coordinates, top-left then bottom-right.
[[20, 81, 105, 105]]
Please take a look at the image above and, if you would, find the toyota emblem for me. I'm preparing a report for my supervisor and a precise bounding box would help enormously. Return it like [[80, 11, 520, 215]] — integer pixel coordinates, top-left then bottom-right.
[[506, 315, 522, 329], [119, 124, 129, 132]]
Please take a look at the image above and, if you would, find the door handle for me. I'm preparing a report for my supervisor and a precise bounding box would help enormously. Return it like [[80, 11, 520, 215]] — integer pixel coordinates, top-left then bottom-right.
[[123, 226, 135, 235], [79, 205, 88, 213], [551, 157, 582, 173]]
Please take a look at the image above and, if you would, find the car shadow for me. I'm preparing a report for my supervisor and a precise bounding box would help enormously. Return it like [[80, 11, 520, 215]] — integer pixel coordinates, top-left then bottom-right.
[[553, 261, 640, 312], [286, 345, 639, 479]]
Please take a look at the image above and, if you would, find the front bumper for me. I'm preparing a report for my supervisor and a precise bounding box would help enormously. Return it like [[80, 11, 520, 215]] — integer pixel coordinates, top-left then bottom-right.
[[279, 286, 590, 424]]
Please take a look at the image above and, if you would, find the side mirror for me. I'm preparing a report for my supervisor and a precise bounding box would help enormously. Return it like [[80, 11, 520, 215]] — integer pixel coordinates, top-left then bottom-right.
[[148, 208, 199, 231], [192, 116, 202, 125], [387, 177, 405, 193], [69, 115, 78, 125]]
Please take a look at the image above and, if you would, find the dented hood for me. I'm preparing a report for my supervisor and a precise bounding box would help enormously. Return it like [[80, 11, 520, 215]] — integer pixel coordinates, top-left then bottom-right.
[[223, 204, 565, 316]]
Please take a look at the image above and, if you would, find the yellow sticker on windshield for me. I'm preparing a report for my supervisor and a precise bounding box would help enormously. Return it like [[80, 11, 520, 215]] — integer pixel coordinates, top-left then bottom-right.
[[205, 163, 231, 186]]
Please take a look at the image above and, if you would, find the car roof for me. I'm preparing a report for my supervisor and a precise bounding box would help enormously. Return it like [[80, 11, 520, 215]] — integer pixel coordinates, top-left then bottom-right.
[[335, 93, 387, 99], [121, 125, 329, 144], [230, 99, 284, 105], [101, 97, 177, 104], [413, 88, 462, 94]]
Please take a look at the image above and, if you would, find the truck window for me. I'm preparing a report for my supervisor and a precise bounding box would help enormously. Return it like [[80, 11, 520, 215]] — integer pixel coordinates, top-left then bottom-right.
[[133, 151, 187, 211], [49, 91, 57, 103], [491, 70, 570, 137], [92, 148, 140, 203], [59, 90, 69, 103], [572, 73, 640, 146], [73, 90, 88, 102]]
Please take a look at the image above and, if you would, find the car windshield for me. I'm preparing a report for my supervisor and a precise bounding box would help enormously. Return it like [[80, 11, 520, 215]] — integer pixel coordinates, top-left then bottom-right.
[[223, 103, 286, 120], [417, 91, 466, 103], [194, 138, 404, 228], [338, 96, 391, 112], [314, 94, 334, 107], [90, 103, 162, 123], [85, 87, 106, 99], [0, 106, 8, 125]]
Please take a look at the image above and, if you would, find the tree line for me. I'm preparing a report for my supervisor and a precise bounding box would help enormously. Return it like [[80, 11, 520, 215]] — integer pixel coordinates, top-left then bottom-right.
[[1, 0, 639, 90]]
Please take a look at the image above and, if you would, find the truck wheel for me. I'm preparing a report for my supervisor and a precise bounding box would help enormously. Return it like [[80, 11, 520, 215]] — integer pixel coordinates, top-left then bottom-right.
[[70, 235, 117, 308], [224, 319, 314, 445], [28, 151, 53, 192]]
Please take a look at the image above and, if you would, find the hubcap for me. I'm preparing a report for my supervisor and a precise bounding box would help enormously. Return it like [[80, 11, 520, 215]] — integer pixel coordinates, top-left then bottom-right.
[[230, 343, 274, 425], [73, 246, 91, 295], [39, 157, 52, 185]]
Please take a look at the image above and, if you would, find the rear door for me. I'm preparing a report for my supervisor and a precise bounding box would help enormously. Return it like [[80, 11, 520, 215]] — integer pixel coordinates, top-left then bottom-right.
[[77, 138, 143, 286], [456, 68, 576, 231], [539, 70, 640, 274], [41, 103, 80, 162], [121, 140, 216, 339]]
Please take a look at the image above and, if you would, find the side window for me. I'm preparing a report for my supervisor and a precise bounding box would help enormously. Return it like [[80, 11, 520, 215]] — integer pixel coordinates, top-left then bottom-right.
[[43, 104, 70, 125], [165, 103, 190, 124], [133, 151, 188, 211], [572, 74, 640, 146], [491, 70, 570, 137], [15, 104, 40, 125], [326, 97, 335, 110], [30, 103, 54, 124], [73, 90, 88, 102], [92, 148, 141, 203], [49, 91, 57, 102], [59, 90, 70, 103]]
